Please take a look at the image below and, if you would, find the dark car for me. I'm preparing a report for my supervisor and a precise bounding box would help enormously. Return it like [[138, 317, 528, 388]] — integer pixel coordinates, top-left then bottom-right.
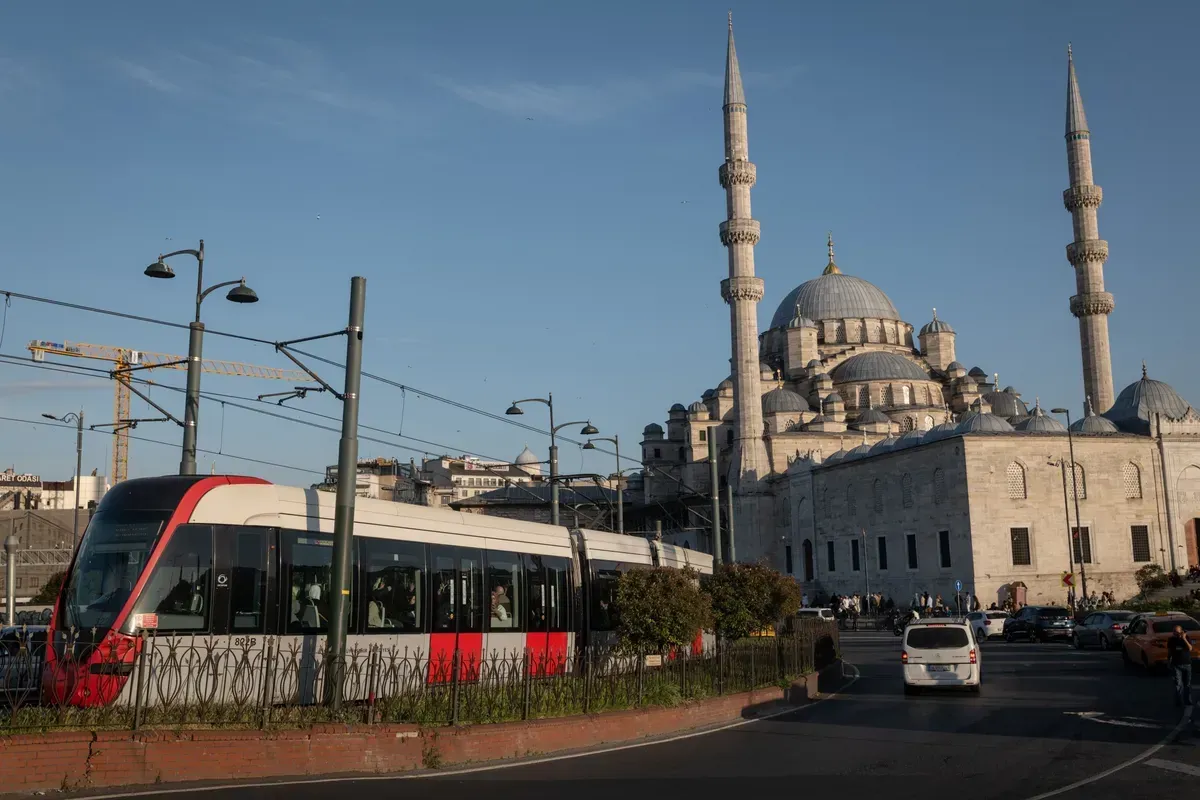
[[1003, 606, 1075, 643], [1072, 610, 1137, 650]]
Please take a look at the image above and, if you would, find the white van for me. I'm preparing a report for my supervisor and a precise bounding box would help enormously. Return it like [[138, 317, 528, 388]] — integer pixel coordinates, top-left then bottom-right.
[[902, 619, 981, 694]]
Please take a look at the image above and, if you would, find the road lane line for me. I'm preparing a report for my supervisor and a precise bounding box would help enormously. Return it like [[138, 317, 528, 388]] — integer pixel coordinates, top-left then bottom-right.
[[1143, 758, 1200, 778], [74, 663, 862, 799], [1022, 705, 1194, 800]]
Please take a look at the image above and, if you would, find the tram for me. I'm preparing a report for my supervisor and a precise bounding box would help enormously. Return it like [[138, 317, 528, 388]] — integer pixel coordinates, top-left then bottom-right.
[[42, 475, 713, 707]]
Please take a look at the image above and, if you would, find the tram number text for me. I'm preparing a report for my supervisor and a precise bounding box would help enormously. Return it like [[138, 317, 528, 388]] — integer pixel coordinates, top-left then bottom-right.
[[233, 637, 258, 649]]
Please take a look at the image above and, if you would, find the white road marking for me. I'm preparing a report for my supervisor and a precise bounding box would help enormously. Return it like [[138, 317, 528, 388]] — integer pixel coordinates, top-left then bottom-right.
[[75, 664, 862, 799], [1064, 711, 1165, 729], [1022, 706, 1194, 800], [1144, 758, 1200, 778]]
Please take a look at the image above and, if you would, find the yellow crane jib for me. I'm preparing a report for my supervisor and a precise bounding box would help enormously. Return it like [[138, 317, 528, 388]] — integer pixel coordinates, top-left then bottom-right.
[[28, 339, 310, 483]]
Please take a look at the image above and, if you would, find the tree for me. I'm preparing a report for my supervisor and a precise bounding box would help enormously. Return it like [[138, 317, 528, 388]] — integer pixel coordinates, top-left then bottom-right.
[[615, 567, 711, 653], [32, 571, 66, 605], [703, 563, 802, 640]]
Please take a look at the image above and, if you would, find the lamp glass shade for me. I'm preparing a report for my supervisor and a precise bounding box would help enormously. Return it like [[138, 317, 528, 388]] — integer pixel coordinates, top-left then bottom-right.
[[505, 404, 524, 416], [226, 283, 259, 304], [1050, 408, 1070, 415], [581, 441, 595, 450], [580, 423, 599, 435]]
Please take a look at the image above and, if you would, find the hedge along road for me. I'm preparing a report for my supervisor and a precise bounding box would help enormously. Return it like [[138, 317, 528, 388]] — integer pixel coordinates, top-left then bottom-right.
[[55, 633, 1200, 800]]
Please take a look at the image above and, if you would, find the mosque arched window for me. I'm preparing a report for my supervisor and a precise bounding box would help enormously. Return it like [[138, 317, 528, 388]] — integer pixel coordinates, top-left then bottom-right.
[[845, 485, 856, 517], [1122, 463, 1142, 499], [901, 416, 916, 432], [872, 480, 883, 514], [857, 385, 869, 408], [882, 385, 895, 406], [901, 473, 914, 508], [1069, 464, 1087, 500], [933, 468, 947, 505], [835, 321, 847, 343], [1006, 462, 1027, 499], [901, 385, 912, 405], [923, 414, 935, 431]]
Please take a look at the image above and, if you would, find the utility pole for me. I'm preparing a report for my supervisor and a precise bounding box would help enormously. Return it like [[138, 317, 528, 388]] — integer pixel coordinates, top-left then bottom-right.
[[5, 521, 16, 626], [326, 276, 366, 710], [708, 436, 722, 564], [72, 410, 83, 550], [726, 484, 737, 563]]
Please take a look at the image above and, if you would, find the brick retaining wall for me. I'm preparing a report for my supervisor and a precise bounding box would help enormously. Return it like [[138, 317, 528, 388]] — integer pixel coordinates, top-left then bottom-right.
[[0, 664, 840, 793]]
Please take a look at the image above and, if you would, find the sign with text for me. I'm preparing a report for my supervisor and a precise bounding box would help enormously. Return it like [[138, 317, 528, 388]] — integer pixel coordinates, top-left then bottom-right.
[[0, 470, 41, 487]]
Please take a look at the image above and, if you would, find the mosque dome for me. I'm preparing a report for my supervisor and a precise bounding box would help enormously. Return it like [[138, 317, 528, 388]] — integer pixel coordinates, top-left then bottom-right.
[[669, 403, 687, 414], [968, 366, 988, 379], [771, 273, 902, 329], [1014, 403, 1068, 433], [821, 446, 847, 465], [823, 392, 845, 407], [831, 352, 928, 383], [717, 378, 734, 394], [687, 400, 711, 418], [947, 361, 966, 373], [1071, 413, 1120, 434], [515, 445, 540, 468], [788, 315, 817, 329], [763, 387, 810, 414], [919, 310, 954, 336], [870, 435, 899, 454], [701, 389, 715, 400], [813, 372, 832, 383], [982, 389, 1029, 420], [1104, 366, 1194, 433], [956, 413, 1015, 433], [643, 422, 664, 436], [844, 441, 875, 461], [806, 359, 823, 370]]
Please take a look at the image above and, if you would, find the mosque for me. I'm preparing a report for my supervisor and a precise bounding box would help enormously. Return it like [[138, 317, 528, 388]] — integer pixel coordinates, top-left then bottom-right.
[[637, 19, 1200, 605]]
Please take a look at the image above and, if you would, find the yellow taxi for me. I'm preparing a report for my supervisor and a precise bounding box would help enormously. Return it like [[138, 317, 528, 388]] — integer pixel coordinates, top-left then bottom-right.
[[1120, 611, 1200, 670]]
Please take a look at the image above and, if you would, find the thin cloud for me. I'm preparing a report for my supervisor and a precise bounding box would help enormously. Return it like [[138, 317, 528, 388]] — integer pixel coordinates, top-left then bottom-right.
[[433, 65, 803, 123], [111, 59, 180, 93]]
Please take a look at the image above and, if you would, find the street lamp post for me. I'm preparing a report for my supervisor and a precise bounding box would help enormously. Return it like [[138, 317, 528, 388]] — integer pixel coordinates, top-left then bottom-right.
[[505, 395, 598, 526], [41, 411, 84, 549], [582, 435, 623, 534], [143, 240, 259, 475], [1051, 408, 1088, 601]]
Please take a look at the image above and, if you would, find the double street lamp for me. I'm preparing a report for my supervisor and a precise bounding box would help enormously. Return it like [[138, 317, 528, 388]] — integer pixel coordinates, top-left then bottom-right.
[[582, 435, 623, 534], [144, 240, 259, 475], [1051, 407, 1088, 601], [504, 394, 598, 526], [40, 410, 84, 549]]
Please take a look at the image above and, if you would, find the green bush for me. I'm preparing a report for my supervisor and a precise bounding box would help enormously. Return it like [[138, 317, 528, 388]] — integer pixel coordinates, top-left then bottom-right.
[[615, 567, 712, 653], [702, 563, 801, 640], [1134, 564, 1168, 594], [31, 571, 66, 605]]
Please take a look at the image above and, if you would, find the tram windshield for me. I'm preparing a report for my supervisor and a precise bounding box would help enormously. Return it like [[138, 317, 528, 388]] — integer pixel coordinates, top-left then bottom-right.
[[62, 511, 168, 633]]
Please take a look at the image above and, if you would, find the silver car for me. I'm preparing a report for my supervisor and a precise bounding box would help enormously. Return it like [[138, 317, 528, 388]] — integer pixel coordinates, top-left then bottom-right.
[[1072, 610, 1137, 650]]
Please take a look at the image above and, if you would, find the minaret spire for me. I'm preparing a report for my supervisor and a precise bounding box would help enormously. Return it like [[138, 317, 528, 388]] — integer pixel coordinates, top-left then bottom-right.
[[718, 13, 769, 542], [822, 232, 840, 275], [1061, 45, 1115, 415]]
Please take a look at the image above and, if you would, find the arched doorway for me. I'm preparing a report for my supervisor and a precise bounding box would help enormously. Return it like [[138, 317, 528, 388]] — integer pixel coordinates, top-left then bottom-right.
[[1186, 518, 1199, 568], [802, 539, 814, 581]]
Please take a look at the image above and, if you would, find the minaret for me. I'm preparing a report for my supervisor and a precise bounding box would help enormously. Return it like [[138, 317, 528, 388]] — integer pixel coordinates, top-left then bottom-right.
[[719, 13, 770, 489], [1063, 45, 1115, 414]]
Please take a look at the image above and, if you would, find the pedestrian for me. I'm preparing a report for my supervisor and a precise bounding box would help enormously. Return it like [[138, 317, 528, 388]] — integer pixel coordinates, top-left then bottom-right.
[[1167, 624, 1194, 707], [802, 592, 810, 608]]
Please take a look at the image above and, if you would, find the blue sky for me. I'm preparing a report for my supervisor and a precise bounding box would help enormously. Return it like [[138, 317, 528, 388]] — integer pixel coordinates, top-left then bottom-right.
[[1, 1, 1197, 486]]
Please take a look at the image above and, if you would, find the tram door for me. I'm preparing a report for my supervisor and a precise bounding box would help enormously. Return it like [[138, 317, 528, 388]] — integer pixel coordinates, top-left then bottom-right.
[[211, 526, 276, 641], [428, 545, 484, 682]]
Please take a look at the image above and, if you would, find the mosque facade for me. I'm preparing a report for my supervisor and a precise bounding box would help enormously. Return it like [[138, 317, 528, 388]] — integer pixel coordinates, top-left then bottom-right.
[[637, 20, 1200, 605]]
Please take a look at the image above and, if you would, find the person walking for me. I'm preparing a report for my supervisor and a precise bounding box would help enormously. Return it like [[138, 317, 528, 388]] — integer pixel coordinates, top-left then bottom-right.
[[1166, 624, 1194, 707]]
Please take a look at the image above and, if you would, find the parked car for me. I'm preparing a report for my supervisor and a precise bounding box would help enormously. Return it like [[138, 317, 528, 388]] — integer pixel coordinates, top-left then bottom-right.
[[901, 620, 981, 695], [1072, 610, 1137, 650], [1121, 612, 1200, 671], [1003, 605, 1075, 643], [967, 610, 1009, 641]]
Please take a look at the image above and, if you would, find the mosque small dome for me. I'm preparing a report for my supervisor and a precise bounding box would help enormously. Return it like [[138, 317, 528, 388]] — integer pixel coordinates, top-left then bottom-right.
[[956, 413, 1016, 433], [1071, 414, 1120, 434], [831, 352, 928, 383], [643, 422, 664, 436], [853, 408, 892, 427], [763, 387, 811, 414], [968, 366, 988, 378], [947, 361, 966, 372], [823, 392, 845, 406], [670, 403, 687, 413], [844, 441, 875, 461], [717, 378, 734, 394], [893, 429, 926, 450], [919, 310, 954, 336], [813, 372, 832, 383], [922, 420, 961, 443], [687, 400, 711, 418], [1003, 386, 1018, 394], [1104, 366, 1194, 433], [1014, 405, 1068, 433], [788, 315, 817, 329], [982, 390, 1029, 420], [870, 435, 899, 454], [820, 445, 846, 464], [806, 359, 823, 370], [701, 389, 715, 400]]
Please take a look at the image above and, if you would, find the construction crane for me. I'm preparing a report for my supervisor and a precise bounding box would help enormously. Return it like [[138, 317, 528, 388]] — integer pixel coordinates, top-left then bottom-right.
[[28, 339, 311, 483]]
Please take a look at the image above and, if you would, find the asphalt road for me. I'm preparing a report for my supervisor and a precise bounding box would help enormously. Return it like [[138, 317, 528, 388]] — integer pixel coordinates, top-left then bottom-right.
[[77, 631, 1199, 800]]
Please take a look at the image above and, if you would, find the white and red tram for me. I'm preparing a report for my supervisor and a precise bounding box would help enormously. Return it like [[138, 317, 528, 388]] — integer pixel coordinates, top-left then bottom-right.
[[43, 475, 712, 707]]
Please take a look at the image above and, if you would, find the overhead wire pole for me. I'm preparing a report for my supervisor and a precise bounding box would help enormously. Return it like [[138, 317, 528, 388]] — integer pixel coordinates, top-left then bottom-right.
[[327, 277, 366, 710]]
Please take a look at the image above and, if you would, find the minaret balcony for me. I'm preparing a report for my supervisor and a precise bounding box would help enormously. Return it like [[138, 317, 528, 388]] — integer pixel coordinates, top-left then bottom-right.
[[720, 218, 761, 246], [1069, 292, 1115, 318], [719, 160, 757, 188], [1063, 184, 1103, 211], [1066, 239, 1108, 266], [721, 276, 765, 304]]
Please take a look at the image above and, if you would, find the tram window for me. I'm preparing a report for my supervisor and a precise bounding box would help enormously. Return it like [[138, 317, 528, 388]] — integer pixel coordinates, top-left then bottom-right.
[[281, 530, 353, 635], [590, 560, 622, 632], [525, 554, 548, 632], [545, 556, 571, 632], [231, 529, 267, 632], [459, 550, 484, 634], [486, 551, 522, 631], [133, 524, 212, 632], [431, 550, 456, 633], [362, 538, 424, 633]]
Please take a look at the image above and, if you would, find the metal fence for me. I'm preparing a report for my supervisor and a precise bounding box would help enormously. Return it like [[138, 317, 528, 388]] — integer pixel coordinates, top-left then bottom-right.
[[0, 621, 838, 732]]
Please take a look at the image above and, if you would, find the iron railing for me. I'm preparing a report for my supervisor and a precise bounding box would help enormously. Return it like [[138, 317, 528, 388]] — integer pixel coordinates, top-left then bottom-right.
[[0, 620, 838, 732]]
